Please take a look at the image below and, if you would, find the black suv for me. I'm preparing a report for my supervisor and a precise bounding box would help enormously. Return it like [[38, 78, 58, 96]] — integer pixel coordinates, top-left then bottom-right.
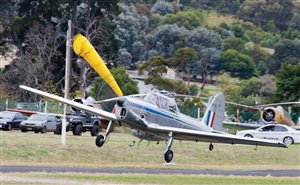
[[54, 112, 101, 136]]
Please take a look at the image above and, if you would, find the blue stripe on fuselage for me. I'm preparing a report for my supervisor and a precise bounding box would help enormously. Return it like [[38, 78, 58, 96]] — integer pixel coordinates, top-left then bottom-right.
[[126, 101, 199, 129], [206, 110, 211, 126]]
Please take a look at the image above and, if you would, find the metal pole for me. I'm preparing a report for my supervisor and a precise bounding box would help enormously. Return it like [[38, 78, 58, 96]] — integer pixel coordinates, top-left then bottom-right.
[[5, 98, 8, 110], [197, 107, 201, 120], [62, 20, 72, 145]]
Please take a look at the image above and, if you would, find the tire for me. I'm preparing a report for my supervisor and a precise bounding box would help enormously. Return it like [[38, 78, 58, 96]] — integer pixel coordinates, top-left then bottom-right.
[[283, 136, 294, 145], [34, 130, 39, 133], [164, 150, 173, 163], [5, 123, 12, 131], [21, 128, 27, 132], [54, 125, 62, 135], [73, 124, 82, 136], [95, 135, 105, 147], [244, 134, 253, 138], [91, 125, 99, 136], [41, 126, 47, 134]]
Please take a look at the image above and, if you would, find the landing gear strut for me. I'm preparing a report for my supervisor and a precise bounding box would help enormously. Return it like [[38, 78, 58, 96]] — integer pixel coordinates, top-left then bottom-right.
[[209, 143, 214, 151], [95, 120, 112, 147], [164, 132, 174, 163]]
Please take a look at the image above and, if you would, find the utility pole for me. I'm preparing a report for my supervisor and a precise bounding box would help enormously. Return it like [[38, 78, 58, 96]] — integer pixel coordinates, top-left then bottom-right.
[[62, 20, 72, 145]]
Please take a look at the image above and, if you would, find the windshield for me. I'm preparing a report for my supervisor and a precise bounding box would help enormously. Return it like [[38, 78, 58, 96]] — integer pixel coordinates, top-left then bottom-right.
[[28, 114, 47, 121], [0, 112, 15, 119]]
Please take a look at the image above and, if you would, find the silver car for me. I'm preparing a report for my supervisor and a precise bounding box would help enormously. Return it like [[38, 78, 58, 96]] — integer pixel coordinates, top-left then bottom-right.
[[236, 124, 300, 145], [20, 114, 60, 133]]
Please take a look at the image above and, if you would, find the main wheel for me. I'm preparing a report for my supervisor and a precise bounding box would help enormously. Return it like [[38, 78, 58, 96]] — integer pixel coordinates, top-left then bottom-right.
[[164, 150, 173, 163], [95, 135, 105, 147], [283, 136, 294, 145], [209, 143, 214, 151], [91, 125, 99, 136], [73, 124, 82, 136]]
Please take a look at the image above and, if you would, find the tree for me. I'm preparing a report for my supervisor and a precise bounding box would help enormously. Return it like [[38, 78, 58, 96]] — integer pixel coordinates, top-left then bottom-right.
[[223, 37, 246, 51], [0, 23, 64, 100], [150, 0, 175, 16], [90, 67, 138, 100], [146, 24, 188, 58], [185, 27, 223, 90], [220, 49, 257, 79], [275, 63, 300, 102], [162, 9, 204, 30], [269, 39, 300, 73], [290, 14, 300, 31], [113, 3, 149, 66], [138, 56, 168, 78], [238, 0, 294, 31], [240, 77, 263, 97]]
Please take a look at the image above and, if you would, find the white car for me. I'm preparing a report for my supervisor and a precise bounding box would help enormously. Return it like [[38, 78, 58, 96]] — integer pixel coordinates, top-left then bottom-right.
[[236, 124, 300, 145]]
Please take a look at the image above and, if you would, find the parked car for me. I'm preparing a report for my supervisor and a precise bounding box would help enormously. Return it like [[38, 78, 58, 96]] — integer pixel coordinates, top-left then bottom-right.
[[0, 111, 27, 130], [20, 113, 61, 133], [236, 124, 300, 145], [54, 112, 101, 136]]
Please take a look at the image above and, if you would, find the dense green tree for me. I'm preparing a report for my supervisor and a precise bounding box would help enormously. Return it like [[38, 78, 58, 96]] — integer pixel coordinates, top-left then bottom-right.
[[238, 0, 294, 31], [220, 49, 257, 79], [145, 77, 188, 94], [113, 3, 148, 66], [240, 77, 262, 97], [146, 24, 188, 58], [162, 9, 204, 30], [223, 37, 246, 51], [150, 0, 175, 16], [275, 63, 300, 102], [138, 56, 168, 78]]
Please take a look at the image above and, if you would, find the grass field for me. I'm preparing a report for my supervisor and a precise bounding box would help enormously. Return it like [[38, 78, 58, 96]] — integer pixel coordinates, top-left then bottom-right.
[[2, 173, 300, 185], [1, 130, 299, 170]]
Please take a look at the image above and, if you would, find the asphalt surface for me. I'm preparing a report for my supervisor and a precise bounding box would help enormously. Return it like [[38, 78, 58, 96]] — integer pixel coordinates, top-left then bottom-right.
[[1, 166, 299, 177]]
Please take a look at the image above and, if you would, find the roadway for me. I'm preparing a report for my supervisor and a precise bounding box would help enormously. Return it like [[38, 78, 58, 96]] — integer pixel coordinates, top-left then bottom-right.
[[1, 166, 299, 177]]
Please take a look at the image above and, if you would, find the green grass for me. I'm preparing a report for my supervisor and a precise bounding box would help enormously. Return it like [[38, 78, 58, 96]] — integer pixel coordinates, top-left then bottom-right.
[[2, 173, 299, 185], [1, 130, 299, 170]]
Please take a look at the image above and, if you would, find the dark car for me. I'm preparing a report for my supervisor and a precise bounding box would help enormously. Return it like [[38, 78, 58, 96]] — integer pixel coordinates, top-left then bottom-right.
[[0, 111, 27, 130], [20, 113, 61, 133]]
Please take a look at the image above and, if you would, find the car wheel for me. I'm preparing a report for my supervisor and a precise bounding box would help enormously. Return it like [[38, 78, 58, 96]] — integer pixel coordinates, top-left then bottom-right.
[[41, 126, 47, 134], [21, 128, 27, 132], [244, 134, 253, 138], [54, 125, 62, 135], [91, 125, 99, 136], [6, 123, 12, 131], [34, 130, 39, 133], [73, 124, 82, 136], [283, 136, 294, 145]]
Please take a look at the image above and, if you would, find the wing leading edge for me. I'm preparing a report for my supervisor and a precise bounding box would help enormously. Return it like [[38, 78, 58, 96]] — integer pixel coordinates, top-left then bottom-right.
[[147, 124, 287, 148], [19, 85, 117, 121]]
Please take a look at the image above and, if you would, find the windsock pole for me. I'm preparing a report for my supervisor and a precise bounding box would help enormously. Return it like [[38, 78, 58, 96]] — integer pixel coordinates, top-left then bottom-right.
[[62, 20, 72, 145]]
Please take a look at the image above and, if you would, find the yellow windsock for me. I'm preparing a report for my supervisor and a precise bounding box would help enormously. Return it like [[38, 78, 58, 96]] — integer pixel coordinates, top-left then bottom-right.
[[73, 34, 123, 97]]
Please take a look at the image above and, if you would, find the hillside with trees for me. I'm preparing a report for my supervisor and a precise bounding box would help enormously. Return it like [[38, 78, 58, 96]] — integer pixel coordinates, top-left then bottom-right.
[[0, 0, 299, 113]]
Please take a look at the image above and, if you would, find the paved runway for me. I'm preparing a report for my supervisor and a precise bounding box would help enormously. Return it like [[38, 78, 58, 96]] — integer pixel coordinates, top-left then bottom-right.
[[1, 166, 299, 177]]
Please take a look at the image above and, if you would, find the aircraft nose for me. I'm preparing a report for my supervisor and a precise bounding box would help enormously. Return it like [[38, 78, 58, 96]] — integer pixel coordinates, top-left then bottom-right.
[[117, 97, 126, 107]]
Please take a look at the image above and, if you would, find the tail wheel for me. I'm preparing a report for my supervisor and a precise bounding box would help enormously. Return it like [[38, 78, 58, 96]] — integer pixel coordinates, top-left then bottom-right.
[[283, 136, 294, 145], [164, 150, 173, 163]]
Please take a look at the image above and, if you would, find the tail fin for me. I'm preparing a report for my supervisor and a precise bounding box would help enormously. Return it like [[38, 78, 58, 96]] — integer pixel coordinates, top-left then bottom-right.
[[202, 93, 225, 131]]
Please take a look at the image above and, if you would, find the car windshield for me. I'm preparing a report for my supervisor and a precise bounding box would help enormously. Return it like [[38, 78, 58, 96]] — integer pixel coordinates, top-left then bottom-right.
[[28, 114, 47, 121], [0, 112, 15, 119]]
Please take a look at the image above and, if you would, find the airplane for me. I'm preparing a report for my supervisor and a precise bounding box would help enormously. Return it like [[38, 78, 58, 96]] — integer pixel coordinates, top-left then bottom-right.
[[225, 101, 300, 127], [20, 85, 287, 163]]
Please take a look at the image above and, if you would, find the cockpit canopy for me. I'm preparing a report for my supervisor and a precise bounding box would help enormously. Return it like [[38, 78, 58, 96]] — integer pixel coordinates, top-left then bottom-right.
[[145, 92, 178, 113]]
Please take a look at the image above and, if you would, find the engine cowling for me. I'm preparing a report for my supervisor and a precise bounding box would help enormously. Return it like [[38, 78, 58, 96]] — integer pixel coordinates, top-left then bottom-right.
[[261, 106, 295, 126], [70, 97, 101, 112]]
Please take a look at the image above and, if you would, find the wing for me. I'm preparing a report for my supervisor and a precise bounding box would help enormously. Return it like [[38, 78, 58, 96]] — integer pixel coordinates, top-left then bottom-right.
[[147, 124, 287, 148], [19, 85, 117, 121]]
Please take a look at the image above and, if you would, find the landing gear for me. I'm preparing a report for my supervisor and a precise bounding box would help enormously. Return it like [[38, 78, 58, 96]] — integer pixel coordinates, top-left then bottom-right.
[[95, 120, 112, 148], [164, 132, 174, 163], [209, 143, 214, 151]]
